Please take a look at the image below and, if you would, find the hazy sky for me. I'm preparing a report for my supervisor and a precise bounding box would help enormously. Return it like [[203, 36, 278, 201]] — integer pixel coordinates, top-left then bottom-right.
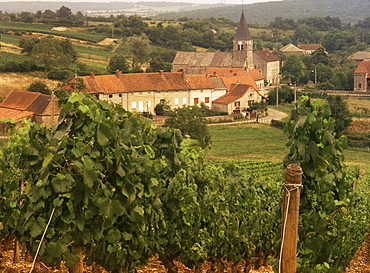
[[0, 0, 278, 3]]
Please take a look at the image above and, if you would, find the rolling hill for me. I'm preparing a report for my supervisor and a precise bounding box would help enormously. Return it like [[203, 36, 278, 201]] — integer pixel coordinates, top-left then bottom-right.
[[154, 0, 369, 24]]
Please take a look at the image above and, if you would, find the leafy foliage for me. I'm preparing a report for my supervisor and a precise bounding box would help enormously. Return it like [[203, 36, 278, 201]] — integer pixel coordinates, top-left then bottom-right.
[[283, 96, 370, 272], [164, 104, 211, 149]]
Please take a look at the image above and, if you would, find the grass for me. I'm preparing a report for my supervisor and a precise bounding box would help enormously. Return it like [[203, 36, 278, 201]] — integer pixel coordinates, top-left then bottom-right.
[[207, 123, 288, 162], [207, 122, 370, 172]]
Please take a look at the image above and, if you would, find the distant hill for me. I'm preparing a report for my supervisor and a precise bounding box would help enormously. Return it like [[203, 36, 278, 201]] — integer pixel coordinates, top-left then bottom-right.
[[154, 0, 369, 24], [0, 0, 368, 24], [0, 1, 232, 18]]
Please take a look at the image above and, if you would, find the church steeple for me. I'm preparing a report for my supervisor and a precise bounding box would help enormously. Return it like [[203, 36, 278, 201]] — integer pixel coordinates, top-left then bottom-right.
[[233, 10, 254, 69], [234, 10, 252, 41]]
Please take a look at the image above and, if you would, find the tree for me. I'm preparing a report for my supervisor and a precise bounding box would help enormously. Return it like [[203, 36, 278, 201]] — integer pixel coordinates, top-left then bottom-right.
[[267, 85, 294, 105], [165, 105, 211, 149], [28, 81, 50, 94], [147, 56, 171, 72], [19, 38, 39, 55], [126, 34, 151, 69], [281, 54, 305, 84], [327, 95, 352, 136], [107, 54, 130, 74], [310, 46, 329, 65], [30, 37, 77, 71], [245, 101, 267, 122], [56, 5, 72, 19]]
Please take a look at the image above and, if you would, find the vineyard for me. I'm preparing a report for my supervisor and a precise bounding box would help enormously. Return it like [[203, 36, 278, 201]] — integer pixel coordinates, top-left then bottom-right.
[[0, 94, 370, 273]]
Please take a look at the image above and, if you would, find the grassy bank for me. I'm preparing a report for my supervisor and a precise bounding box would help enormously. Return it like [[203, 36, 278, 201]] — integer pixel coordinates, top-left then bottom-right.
[[207, 122, 370, 171]]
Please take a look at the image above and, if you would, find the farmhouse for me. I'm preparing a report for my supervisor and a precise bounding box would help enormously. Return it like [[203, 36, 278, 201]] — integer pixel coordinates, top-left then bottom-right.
[[73, 71, 227, 113], [353, 60, 370, 92], [253, 49, 280, 85], [212, 83, 267, 115], [0, 90, 59, 132]]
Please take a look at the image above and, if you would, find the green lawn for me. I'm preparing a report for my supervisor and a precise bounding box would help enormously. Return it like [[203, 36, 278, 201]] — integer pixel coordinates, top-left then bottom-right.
[[207, 122, 370, 171], [207, 123, 288, 161]]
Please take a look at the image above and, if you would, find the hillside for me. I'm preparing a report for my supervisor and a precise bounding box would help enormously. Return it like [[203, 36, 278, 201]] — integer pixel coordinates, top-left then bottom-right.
[[154, 0, 369, 24], [0, 1, 231, 18]]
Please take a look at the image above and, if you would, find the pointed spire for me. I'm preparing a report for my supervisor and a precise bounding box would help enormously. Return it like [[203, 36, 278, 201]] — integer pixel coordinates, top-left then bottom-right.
[[234, 10, 252, 41]]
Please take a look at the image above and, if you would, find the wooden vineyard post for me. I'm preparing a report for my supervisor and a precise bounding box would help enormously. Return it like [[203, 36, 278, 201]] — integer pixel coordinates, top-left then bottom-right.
[[280, 164, 303, 273]]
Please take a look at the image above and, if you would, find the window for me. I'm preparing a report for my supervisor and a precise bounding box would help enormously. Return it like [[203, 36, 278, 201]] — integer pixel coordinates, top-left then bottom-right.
[[359, 83, 362, 88], [109, 94, 113, 98], [119, 94, 122, 98], [183, 97, 187, 104], [131, 101, 136, 109], [147, 100, 152, 107], [205, 97, 210, 103], [138, 101, 144, 112], [248, 100, 254, 106], [237, 41, 243, 50], [174, 98, 179, 105], [234, 101, 241, 107], [194, 98, 199, 104], [139, 92, 142, 96]]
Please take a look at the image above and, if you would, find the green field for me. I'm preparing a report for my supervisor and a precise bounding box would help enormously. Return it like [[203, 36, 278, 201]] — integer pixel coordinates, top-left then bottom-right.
[[207, 122, 370, 171]]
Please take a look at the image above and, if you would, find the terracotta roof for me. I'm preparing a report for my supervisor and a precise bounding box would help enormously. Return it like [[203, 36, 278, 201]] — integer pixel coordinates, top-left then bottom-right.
[[186, 75, 215, 89], [172, 52, 233, 68], [25, 94, 53, 114], [205, 67, 246, 77], [0, 90, 40, 110], [0, 108, 33, 122], [254, 49, 280, 62], [234, 10, 252, 41], [221, 73, 259, 92], [298, 44, 321, 51], [354, 61, 370, 76], [213, 84, 252, 104], [247, 68, 265, 81], [78, 71, 191, 94]]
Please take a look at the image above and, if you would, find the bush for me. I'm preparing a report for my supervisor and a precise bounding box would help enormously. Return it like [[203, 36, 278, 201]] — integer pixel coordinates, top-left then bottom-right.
[[47, 69, 74, 81]]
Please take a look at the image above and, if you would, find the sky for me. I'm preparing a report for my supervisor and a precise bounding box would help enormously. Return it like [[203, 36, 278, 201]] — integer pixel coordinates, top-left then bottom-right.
[[0, 0, 279, 3]]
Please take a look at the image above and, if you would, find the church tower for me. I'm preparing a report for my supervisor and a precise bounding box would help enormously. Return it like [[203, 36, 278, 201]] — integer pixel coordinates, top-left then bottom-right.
[[232, 10, 254, 68]]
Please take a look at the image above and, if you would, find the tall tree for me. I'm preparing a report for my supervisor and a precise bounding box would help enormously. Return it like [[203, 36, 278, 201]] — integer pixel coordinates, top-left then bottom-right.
[[126, 34, 151, 69], [327, 95, 352, 136], [165, 104, 211, 149], [107, 54, 130, 74], [281, 54, 305, 84]]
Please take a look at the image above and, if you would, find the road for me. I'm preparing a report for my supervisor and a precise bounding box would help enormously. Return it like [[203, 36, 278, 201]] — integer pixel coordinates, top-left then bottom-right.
[[208, 108, 288, 126]]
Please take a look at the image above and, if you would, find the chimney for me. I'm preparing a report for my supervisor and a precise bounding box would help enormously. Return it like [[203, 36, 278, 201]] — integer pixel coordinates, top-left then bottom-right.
[[115, 70, 122, 79], [181, 70, 186, 80], [90, 72, 95, 79], [159, 70, 164, 76], [213, 71, 217, 77]]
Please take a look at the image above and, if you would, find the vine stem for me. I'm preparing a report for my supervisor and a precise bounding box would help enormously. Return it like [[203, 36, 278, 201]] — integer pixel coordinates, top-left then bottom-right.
[[29, 208, 56, 273]]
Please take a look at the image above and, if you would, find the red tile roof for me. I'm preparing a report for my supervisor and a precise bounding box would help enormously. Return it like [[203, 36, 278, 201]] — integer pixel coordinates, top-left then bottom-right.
[[0, 90, 60, 122], [298, 44, 321, 51], [254, 49, 280, 62], [354, 61, 370, 76], [0, 108, 33, 121], [78, 71, 191, 94], [0, 90, 40, 110], [221, 73, 259, 92], [213, 84, 252, 104], [186, 75, 215, 89]]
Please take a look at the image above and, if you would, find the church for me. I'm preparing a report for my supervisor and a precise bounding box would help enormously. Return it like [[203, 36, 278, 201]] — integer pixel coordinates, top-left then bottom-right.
[[171, 10, 280, 85]]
